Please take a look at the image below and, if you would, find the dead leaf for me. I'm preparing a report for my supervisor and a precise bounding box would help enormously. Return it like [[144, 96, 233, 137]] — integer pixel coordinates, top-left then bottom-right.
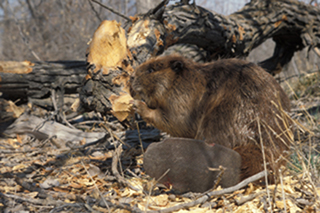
[[24, 192, 39, 198], [52, 187, 70, 193], [12, 164, 27, 171], [6, 138, 20, 149], [275, 200, 287, 210], [151, 194, 169, 208], [87, 164, 104, 179], [109, 93, 134, 121], [16, 134, 23, 144], [40, 178, 60, 189], [5, 100, 25, 118], [245, 183, 256, 195], [238, 25, 245, 41], [69, 182, 84, 189]]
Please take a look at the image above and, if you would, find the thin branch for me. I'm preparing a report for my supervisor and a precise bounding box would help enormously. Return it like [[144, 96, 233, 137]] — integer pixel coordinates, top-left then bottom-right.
[[136, 121, 144, 154], [257, 117, 272, 212], [144, 170, 268, 213], [278, 69, 320, 83], [5, 0, 41, 61], [48, 203, 86, 213], [313, 47, 320, 57], [91, 0, 131, 21], [111, 145, 140, 191], [235, 191, 265, 205], [100, 121, 133, 149], [88, 0, 102, 22], [0, 192, 61, 206], [279, 169, 287, 212], [81, 161, 110, 212]]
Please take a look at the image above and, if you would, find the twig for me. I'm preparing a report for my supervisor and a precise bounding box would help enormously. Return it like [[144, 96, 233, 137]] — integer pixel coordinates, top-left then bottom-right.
[[279, 69, 320, 83], [235, 191, 265, 205], [81, 161, 110, 212], [144, 169, 170, 211], [100, 121, 132, 149], [14, 177, 47, 199], [0, 149, 45, 154], [205, 170, 268, 197], [0, 192, 61, 206], [257, 117, 272, 212], [91, 0, 131, 21], [87, 0, 102, 22], [212, 165, 226, 189], [48, 203, 86, 213], [39, 135, 58, 148], [279, 169, 287, 212], [313, 47, 320, 57], [51, 89, 58, 115], [136, 121, 144, 154], [144, 170, 267, 213], [111, 145, 140, 191], [50, 89, 75, 129]]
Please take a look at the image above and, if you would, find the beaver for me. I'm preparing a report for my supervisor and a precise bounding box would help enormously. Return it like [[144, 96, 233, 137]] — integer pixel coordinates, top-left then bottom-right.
[[130, 54, 292, 182], [143, 137, 241, 193]]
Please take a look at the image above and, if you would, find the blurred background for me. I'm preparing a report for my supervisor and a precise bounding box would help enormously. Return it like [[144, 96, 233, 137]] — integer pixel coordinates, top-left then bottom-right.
[[0, 0, 319, 79]]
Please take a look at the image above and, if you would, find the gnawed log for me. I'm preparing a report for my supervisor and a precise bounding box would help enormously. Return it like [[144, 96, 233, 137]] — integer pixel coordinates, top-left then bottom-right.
[[83, 20, 136, 121], [80, 0, 320, 121], [0, 60, 86, 108]]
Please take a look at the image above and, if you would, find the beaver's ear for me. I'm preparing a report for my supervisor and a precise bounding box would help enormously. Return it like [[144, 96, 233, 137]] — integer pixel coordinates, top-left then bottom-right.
[[170, 60, 184, 73]]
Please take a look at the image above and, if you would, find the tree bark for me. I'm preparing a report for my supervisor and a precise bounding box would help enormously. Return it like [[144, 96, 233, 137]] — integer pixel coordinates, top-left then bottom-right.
[[0, 60, 86, 106]]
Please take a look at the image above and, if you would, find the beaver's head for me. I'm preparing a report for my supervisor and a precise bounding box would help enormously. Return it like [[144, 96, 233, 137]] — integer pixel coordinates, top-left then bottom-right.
[[130, 55, 187, 109]]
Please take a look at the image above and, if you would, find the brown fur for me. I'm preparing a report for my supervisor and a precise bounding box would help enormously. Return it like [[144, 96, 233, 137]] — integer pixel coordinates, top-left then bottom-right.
[[130, 55, 292, 182]]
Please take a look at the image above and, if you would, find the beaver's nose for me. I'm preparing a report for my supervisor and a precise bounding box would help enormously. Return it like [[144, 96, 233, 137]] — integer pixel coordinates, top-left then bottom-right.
[[134, 86, 142, 92]]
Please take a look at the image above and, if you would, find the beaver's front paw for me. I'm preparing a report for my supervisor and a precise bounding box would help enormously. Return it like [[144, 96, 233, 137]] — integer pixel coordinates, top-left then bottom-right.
[[131, 100, 152, 117]]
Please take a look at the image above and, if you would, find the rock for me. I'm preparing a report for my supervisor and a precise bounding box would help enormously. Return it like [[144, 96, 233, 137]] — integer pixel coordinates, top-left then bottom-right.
[[143, 137, 241, 193]]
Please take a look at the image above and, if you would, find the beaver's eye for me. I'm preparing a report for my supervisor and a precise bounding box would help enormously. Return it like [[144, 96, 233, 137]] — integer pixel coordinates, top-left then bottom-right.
[[147, 68, 155, 73]]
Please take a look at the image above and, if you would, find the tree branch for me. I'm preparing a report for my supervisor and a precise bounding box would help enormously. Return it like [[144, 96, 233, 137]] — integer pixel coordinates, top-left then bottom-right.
[[91, 0, 131, 21]]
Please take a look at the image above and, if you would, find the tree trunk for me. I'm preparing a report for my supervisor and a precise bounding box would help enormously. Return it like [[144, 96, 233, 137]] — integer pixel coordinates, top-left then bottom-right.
[[0, 60, 86, 108]]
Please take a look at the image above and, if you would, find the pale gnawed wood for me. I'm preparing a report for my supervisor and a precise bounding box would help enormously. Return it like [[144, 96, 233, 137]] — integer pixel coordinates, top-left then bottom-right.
[[86, 20, 129, 75], [0, 61, 34, 74], [84, 20, 134, 121]]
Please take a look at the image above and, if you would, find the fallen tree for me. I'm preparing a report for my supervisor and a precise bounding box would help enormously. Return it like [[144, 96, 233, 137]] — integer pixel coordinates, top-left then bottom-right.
[[79, 0, 320, 121], [0, 60, 86, 109]]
